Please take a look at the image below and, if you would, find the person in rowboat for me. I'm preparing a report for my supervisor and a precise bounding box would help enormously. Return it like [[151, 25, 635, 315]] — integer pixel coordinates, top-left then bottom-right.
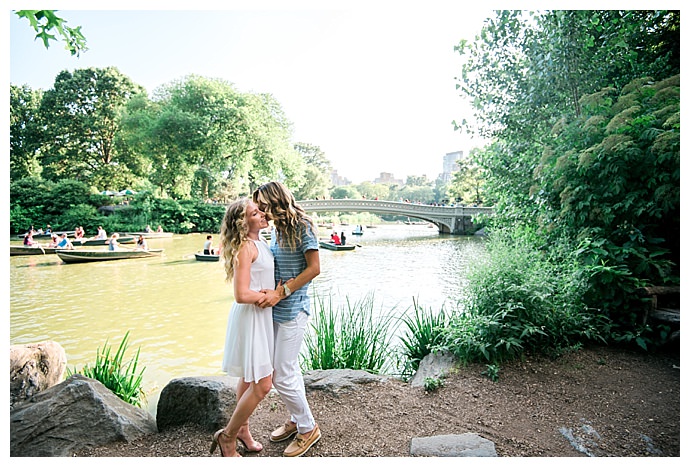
[[135, 235, 148, 251], [57, 233, 74, 250], [107, 233, 119, 251]]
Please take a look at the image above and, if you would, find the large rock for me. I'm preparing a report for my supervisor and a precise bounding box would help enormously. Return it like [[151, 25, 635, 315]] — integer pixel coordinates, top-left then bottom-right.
[[156, 376, 237, 432], [410, 351, 457, 388], [10, 374, 157, 457], [303, 369, 389, 393], [10, 341, 67, 408], [410, 433, 497, 457]]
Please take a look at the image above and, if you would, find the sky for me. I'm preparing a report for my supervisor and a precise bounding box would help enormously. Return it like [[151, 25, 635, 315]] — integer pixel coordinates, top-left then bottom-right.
[[7, 0, 496, 184]]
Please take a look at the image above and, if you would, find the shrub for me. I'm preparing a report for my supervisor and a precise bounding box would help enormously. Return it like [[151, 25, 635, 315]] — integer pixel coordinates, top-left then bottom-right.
[[442, 229, 608, 364]]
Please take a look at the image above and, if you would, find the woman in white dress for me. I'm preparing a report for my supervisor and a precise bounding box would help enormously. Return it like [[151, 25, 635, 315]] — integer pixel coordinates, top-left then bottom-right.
[[210, 198, 275, 457]]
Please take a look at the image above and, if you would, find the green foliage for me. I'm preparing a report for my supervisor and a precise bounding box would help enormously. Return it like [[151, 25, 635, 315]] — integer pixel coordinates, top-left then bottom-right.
[[456, 11, 680, 343], [302, 292, 399, 374], [67, 331, 146, 407], [442, 229, 608, 364], [398, 298, 450, 379], [39, 67, 146, 188], [10, 84, 44, 180], [54, 204, 104, 233], [423, 376, 444, 392], [15, 10, 88, 56], [481, 364, 500, 382]]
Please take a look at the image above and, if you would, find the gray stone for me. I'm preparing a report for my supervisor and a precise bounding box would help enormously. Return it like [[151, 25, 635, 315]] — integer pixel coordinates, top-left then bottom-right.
[[10, 374, 157, 457], [410, 433, 497, 457], [156, 375, 237, 432], [410, 350, 457, 388], [303, 369, 389, 393], [10, 341, 67, 408]]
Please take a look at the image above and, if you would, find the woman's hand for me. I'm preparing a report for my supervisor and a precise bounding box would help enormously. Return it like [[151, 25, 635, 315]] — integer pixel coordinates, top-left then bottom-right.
[[256, 280, 288, 308]]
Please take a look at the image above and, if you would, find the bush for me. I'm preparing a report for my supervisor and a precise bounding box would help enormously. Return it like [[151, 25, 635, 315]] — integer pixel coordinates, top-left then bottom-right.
[[442, 229, 608, 364]]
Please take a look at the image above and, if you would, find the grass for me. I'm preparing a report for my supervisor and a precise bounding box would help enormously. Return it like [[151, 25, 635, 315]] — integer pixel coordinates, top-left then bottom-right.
[[67, 331, 146, 407], [301, 292, 400, 374], [397, 297, 451, 380]]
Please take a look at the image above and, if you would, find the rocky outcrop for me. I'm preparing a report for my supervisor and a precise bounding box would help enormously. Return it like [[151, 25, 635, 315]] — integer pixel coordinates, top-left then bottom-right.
[[156, 376, 238, 432], [10, 374, 157, 457], [303, 369, 389, 393], [409, 350, 457, 388], [10, 341, 66, 408]]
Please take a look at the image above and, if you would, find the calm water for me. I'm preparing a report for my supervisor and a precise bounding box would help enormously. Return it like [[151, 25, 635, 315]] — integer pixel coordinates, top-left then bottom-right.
[[9, 224, 485, 412]]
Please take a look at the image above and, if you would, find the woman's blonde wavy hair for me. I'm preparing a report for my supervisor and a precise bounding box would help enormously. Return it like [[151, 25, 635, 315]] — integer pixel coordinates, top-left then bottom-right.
[[219, 197, 251, 282], [252, 181, 315, 251]]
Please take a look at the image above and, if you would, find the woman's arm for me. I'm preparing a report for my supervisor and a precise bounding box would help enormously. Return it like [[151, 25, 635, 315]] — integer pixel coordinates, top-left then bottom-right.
[[233, 241, 266, 304], [257, 249, 320, 308]]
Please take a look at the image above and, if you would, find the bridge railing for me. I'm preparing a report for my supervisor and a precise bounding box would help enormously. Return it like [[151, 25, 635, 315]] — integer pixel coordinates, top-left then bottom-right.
[[297, 199, 493, 217]]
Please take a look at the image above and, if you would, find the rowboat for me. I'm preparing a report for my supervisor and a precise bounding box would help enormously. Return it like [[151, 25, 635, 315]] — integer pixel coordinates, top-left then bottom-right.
[[319, 241, 356, 251], [125, 231, 174, 239], [16, 231, 75, 240], [10, 245, 60, 256], [195, 253, 220, 262], [73, 236, 136, 246], [56, 248, 164, 264]]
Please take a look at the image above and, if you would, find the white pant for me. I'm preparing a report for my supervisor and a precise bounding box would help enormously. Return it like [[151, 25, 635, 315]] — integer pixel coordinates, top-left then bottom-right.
[[273, 311, 315, 434]]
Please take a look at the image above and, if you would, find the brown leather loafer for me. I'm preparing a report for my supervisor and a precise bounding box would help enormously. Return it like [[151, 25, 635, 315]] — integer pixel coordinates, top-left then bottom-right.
[[270, 420, 298, 442], [283, 424, 321, 457]]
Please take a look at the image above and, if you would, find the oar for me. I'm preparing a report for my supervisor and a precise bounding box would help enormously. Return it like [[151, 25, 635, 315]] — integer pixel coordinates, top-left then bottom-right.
[[355, 244, 362, 248]]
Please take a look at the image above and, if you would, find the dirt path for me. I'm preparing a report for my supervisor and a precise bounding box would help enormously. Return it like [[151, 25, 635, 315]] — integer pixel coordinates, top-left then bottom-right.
[[76, 345, 680, 457]]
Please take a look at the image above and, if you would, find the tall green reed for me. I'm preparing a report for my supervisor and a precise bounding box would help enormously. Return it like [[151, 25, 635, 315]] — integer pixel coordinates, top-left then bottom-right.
[[302, 292, 400, 374], [67, 331, 146, 407], [397, 297, 451, 380]]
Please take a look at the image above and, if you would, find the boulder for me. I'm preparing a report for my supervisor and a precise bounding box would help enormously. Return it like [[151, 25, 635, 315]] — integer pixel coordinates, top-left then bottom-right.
[[410, 351, 457, 388], [10, 374, 157, 457], [303, 369, 389, 393], [10, 341, 67, 408], [410, 433, 497, 457], [156, 376, 237, 432]]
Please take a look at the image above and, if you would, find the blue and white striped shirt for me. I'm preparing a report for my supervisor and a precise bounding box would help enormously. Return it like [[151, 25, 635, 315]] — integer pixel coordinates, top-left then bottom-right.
[[270, 223, 319, 323]]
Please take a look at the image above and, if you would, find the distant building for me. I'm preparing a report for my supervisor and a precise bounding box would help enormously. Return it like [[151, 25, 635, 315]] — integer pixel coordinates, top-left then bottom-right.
[[440, 151, 465, 182], [374, 172, 404, 186], [331, 169, 351, 186]]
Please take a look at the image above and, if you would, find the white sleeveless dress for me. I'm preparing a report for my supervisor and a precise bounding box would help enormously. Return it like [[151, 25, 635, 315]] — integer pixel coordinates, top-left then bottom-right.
[[221, 239, 275, 383]]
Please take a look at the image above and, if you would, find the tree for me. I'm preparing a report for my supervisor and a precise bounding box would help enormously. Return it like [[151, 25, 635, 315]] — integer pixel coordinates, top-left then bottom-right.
[[15, 10, 88, 56], [455, 9, 680, 230], [139, 76, 301, 198], [10, 84, 44, 180], [455, 10, 680, 323], [292, 143, 332, 200], [39, 67, 146, 189], [447, 155, 485, 205]]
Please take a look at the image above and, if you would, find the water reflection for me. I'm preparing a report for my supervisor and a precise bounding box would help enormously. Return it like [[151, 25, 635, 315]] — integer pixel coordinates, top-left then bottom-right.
[[9, 226, 485, 412]]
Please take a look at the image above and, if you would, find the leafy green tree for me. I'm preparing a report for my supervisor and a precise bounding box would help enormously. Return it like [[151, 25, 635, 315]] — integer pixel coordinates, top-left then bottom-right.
[[292, 142, 332, 200], [355, 182, 390, 200], [455, 10, 680, 230], [447, 154, 485, 204], [10, 84, 44, 180], [137, 76, 301, 199], [331, 185, 361, 199], [39, 67, 146, 189], [455, 10, 680, 331], [15, 10, 87, 56]]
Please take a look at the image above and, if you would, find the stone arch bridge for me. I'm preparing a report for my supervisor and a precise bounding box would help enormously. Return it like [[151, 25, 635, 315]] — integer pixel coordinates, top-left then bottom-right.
[[297, 199, 493, 235]]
